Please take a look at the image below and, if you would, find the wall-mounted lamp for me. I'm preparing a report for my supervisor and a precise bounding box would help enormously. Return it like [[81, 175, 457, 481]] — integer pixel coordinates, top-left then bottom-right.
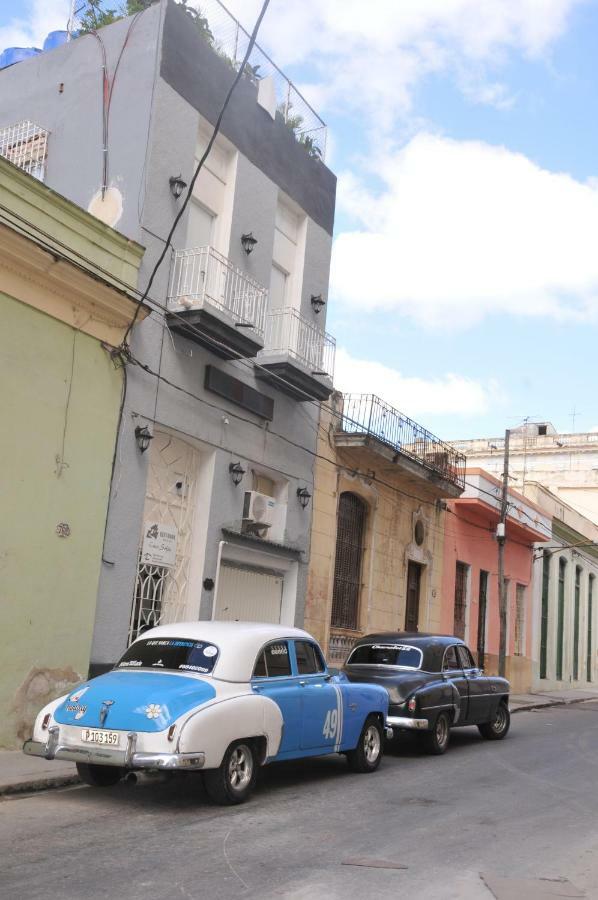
[[297, 486, 312, 509], [169, 174, 187, 199], [135, 425, 153, 453], [310, 293, 326, 314], [241, 232, 258, 255], [229, 461, 246, 486]]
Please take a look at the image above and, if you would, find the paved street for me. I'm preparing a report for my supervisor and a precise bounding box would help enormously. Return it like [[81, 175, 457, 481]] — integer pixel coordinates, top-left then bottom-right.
[[2, 703, 598, 900]]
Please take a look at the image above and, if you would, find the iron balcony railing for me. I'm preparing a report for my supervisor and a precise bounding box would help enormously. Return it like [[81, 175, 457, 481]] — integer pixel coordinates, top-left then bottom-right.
[[168, 245, 267, 338], [260, 307, 336, 378], [337, 393, 466, 490], [197, 0, 327, 160]]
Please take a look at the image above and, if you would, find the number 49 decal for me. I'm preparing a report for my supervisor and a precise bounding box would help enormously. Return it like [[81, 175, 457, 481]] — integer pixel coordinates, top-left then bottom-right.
[[322, 708, 338, 740]]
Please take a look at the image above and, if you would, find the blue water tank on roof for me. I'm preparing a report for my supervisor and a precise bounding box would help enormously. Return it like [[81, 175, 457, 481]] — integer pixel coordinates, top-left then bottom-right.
[[43, 31, 69, 51], [0, 47, 41, 70]]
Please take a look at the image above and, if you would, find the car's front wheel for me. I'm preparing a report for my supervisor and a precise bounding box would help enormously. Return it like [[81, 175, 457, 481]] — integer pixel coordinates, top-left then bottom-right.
[[421, 711, 451, 755], [346, 715, 383, 773], [478, 702, 510, 740], [203, 741, 257, 805], [76, 762, 124, 787]]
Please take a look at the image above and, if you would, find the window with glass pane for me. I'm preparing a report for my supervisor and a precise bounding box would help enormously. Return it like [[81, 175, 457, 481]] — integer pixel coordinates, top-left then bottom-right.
[[263, 641, 291, 677], [295, 641, 325, 675], [443, 645, 461, 671]]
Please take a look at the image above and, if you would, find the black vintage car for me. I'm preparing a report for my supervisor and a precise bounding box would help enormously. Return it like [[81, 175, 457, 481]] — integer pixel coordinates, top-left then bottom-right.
[[342, 633, 510, 755]]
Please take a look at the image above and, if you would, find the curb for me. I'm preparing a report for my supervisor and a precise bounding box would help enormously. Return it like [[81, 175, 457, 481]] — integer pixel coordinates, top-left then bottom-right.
[[511, 697, 595, 714], [0, 773, 80, 798]]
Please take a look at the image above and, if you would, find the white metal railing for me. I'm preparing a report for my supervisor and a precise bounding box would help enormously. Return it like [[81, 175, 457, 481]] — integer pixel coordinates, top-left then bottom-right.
[[168, 245, 267, 338], [0, 120, 49, 180], [260, 307, 335, 379], [189, 0, 327, 160]]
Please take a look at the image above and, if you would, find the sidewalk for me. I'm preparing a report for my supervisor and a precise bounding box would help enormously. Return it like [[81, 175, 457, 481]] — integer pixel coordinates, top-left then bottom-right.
[[2, 688, 598, 796]]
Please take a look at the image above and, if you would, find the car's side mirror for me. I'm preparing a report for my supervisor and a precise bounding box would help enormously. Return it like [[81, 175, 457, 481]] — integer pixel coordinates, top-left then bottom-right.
[[324, 673, 333, 681]]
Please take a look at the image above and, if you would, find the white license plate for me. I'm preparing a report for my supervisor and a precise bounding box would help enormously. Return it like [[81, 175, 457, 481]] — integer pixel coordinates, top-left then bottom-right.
[[81, 728, 121, 747]]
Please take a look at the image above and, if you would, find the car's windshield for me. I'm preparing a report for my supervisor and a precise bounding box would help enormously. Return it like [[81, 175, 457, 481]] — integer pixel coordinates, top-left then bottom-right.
[[116, 638, 220, 674], [347, 643, 422, 669]]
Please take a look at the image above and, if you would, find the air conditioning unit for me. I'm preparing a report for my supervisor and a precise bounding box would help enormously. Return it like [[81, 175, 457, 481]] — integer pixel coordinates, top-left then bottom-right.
[[243, 491, 276, 528]]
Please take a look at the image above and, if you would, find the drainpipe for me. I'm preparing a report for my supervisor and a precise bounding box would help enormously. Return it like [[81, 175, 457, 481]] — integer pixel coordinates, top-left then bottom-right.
[[211, 540, 229, 620]]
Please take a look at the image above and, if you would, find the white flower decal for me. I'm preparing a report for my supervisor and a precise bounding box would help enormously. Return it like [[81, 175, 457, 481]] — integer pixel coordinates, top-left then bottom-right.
[[145, 703, 162, 720]]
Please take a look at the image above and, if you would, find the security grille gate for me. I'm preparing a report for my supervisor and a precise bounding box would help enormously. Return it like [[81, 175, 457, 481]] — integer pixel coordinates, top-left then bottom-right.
[[128, 432, 199, 644], [454, 562, 468, 640], [331, 492, 366, 630], [214, 562, 284, 622]]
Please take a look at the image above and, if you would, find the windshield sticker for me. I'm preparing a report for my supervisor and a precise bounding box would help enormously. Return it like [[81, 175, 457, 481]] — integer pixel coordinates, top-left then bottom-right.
[[371, 644, 418, 652], [203, 646, 217, 657], [179, 664, 210, 673], [270, 644, 288, 655]]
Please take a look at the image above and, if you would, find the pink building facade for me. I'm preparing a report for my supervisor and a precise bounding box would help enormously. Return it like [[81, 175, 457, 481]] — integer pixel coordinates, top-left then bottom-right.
[[441, 469, 550, 693]]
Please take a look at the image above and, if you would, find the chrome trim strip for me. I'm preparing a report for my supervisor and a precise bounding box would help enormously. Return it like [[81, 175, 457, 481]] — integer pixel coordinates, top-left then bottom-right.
[[386, 715, 429, 730], [23, 738, 205, 770]]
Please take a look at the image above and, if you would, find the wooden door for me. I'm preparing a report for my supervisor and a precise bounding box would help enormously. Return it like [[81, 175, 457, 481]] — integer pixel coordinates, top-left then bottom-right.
[[405, 561, 422, 632]]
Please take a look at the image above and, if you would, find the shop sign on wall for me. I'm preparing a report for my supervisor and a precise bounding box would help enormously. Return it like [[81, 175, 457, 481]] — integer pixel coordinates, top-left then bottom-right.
[[141, 522, 178, 568]]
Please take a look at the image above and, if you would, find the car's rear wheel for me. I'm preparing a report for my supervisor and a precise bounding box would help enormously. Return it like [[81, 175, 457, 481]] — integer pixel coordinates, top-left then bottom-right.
[[203, 741, 257, 805], [346, 715, 383, 773], [421, 711, 451, 755], [478, 701, 510, 740], [76, 762, 124, 787]]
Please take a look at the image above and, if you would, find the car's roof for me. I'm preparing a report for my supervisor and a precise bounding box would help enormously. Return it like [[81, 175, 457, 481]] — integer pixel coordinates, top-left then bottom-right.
[[134, 621, 315, 682]]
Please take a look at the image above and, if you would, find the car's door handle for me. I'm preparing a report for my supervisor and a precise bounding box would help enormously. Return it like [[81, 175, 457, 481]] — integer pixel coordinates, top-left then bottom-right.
[[299, 681, 306, 686]]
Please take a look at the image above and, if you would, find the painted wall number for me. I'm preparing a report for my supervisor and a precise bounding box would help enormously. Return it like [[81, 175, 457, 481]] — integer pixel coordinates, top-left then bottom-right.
[[323, 708, 338, 740]]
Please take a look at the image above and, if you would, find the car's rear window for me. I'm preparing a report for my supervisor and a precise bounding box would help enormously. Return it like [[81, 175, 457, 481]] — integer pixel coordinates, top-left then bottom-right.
[[347, 643, 422, 670], [116, 638, 219, 674]]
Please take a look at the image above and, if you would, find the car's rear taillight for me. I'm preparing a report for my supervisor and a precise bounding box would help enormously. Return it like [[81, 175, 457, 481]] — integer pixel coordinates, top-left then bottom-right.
[[167, 725, 176, 742], [407, 697, 417, 712], [41, 714, 51, 730]]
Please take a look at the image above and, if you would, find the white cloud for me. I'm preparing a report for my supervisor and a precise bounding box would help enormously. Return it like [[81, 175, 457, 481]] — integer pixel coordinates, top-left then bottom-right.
[[222, 0, 585, 123], [331, 133, 598, 327], [0, 0, 69, 50], [334, 348, 495, 417]]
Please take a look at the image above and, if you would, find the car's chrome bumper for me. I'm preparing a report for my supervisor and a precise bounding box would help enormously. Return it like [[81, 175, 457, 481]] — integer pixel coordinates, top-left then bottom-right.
[[387, 715, 429, 732], [23, 728, 205, 771]]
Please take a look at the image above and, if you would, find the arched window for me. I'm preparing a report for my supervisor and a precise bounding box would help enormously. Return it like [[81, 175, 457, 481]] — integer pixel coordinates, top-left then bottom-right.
[[331, 492, 366, 630]]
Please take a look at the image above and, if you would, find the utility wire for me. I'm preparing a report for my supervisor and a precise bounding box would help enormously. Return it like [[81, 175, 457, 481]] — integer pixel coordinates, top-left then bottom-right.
[[122, 0, 271, 342]]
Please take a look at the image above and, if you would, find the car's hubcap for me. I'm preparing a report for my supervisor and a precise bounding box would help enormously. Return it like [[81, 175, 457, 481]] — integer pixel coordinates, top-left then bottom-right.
[[363, 725, 381, 763], [228, 745, 252, 791], [493, 706, 507, 733], [436, 716, 448, 747]]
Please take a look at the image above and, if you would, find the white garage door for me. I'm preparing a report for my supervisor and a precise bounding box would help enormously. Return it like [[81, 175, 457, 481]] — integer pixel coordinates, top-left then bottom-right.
[[214, 563, 284, 623]]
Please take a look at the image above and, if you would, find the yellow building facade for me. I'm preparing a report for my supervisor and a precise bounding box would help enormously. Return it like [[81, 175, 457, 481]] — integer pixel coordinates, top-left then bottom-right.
[[305, 394, 466, 664]]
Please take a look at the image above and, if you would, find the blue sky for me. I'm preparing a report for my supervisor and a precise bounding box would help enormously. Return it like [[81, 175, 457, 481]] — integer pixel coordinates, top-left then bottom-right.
[[2, 0, 597, 440]]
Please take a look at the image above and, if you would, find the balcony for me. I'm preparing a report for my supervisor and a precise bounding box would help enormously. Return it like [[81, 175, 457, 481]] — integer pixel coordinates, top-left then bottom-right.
[[334, 394, 466, 497], [257, 308, 336, 401], [167, 246, 267, 358]]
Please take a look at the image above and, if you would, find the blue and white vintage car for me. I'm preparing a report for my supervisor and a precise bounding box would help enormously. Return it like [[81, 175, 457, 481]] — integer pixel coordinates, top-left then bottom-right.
[[24, 622, 389, 804]]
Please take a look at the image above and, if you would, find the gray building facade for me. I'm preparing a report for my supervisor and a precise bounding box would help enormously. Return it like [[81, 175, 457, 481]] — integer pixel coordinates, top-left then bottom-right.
[[0, 0, 336, 673]]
